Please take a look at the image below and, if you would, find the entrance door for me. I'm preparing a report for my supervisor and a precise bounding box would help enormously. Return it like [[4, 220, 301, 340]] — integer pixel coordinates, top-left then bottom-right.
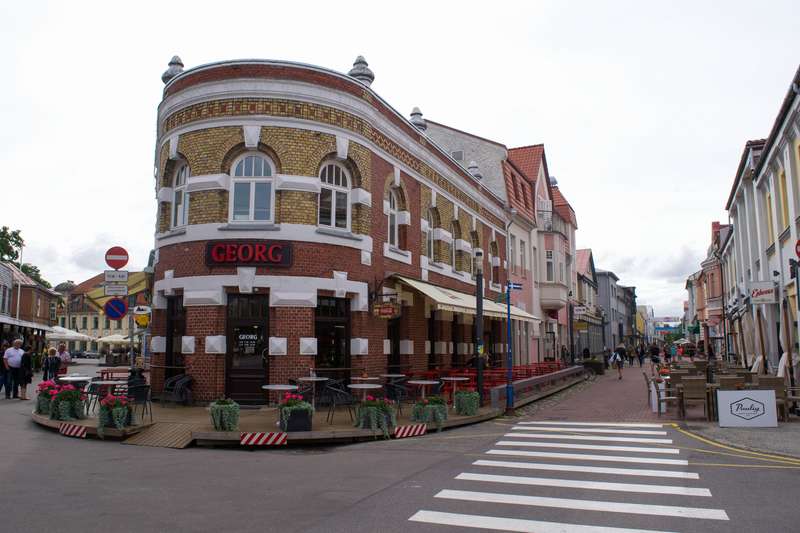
[[387, 317, 401, 371], [315, 297, 350, 383], [226, 295, 269, 403]]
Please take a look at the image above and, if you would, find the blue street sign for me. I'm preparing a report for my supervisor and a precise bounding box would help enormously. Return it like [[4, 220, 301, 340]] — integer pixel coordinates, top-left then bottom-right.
[[104, 297, 128, 320], [508, 282, 523, 290]]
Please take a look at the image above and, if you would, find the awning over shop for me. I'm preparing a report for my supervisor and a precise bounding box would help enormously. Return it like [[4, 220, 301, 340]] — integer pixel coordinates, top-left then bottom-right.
[[0, 315, 53, 332], [394, 276, 540, 325], [84, 271, 149, 311]]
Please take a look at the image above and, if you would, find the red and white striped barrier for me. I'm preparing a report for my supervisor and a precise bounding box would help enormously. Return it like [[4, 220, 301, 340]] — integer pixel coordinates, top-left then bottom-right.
[[394, 424, 427, 439], [59, 423, 87, 439], [240, 432, 287, 446]]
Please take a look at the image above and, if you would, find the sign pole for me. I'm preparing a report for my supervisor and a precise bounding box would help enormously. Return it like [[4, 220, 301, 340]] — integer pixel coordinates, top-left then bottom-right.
[[506, 281, 514, 415]]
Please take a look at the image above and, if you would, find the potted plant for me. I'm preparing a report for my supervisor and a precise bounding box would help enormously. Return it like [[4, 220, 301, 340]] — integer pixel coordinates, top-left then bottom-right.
[[411, 395, 448, 431], [97, 394, 133, 437], [454, 390, 480, 416], [49, 385, 85, 421], [209, 398, 240, 431], [35, 380, 59, 415], [278, 392, 313, 431], [354, 395, 396, 438]]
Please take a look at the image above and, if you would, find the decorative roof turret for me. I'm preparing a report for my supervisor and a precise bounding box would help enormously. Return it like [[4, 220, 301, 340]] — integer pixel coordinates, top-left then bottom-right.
[[347, 55, 374, 86], [410, 107, 427, 131], [161, 55, 184, 84]]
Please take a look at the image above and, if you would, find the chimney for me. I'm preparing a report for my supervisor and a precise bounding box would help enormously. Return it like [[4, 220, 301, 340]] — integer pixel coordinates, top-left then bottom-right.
[[347, 56, 374, 86]]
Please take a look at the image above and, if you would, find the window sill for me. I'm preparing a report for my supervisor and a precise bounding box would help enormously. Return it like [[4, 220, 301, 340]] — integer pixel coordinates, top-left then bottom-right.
[[779, 227, 791, 243], [219, 222, 280, 231], [316, 226, 363, 241], [767, 243, 776, 257], [383, 243, 412, 265], [156, 227, 187, 240]]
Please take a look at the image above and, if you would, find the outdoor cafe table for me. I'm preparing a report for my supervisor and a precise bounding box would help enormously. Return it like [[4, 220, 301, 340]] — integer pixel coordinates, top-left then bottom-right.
[[296, 376, 329, 408], [351, 376, 380, 382], [59, 375, 93, 385], [347, 383, 382, 401], [440, 376, 470, 408], [406, 380, 439, 399], [262, 384, 299, 426]]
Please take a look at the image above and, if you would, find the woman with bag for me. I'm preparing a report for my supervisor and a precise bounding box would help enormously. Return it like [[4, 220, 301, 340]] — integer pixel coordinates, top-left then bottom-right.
[[610, 345, 624, 380]]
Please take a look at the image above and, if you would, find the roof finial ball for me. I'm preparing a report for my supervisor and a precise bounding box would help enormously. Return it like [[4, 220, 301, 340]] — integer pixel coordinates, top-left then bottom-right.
[[348, 55, 374, 86], [161, 55, 184, 84], [410, 107, 427, 131]]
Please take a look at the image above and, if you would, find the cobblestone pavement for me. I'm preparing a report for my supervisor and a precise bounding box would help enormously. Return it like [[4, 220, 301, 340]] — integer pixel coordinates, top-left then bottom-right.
[[516, 362, 672, 422]]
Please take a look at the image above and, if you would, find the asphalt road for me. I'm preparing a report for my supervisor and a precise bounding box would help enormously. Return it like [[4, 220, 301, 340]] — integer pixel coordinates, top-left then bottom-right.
[[2, 360, 797, 533]]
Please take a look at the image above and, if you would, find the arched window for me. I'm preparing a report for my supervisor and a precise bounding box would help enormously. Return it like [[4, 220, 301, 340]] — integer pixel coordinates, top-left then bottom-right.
[[172, 164, 189, 228], [425, 209, 435, 259], [230, 153, 274, 222], [387, 189, 398, 246], [319, 162, 351, 230]]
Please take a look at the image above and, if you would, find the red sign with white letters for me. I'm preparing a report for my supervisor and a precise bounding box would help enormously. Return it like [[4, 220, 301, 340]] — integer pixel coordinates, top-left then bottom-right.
[[205, 241, 292, 267]]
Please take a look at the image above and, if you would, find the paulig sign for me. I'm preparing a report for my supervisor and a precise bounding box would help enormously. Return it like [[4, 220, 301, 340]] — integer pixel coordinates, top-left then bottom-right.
[[718, 390, 777, 427]]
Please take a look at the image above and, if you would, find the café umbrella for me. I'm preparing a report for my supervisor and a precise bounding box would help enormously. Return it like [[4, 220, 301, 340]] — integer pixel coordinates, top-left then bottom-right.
[[96, 334, 131, 344], [46, 326, 95, 342]]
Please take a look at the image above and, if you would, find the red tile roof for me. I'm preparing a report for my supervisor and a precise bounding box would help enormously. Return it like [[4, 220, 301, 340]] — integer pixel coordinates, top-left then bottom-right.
[[575, 249, 592, 277], [72, 273, 105, 295], [507, 145, 544, 185], [551, 186, 577, 227], [501, 160, 535, 220]]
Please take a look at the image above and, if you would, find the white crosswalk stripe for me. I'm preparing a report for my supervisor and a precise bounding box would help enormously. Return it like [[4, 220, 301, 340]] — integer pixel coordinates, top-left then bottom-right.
[[407, 421, 730, 531], [505, 432, 674, 444]]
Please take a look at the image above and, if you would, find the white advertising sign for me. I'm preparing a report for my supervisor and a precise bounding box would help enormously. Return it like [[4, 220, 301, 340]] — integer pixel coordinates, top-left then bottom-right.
[[748, 281, 776, 304], [573, 306, 588, 315], [717, 390, 778, 428], [104, 284, 129, 296], [105, 270, 129, 282]]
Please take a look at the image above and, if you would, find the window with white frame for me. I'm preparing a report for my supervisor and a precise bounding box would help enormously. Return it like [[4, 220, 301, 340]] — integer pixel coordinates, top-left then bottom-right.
[[387, 189, 398, 246], [425, 209, 435, 259], [172, 164, 189, 228], [545, 250, 554, 282], [510, 235, 517, 273], [231, 154, 274, 222], [520, 239, 526, 277], [319, 162, 350, 230]]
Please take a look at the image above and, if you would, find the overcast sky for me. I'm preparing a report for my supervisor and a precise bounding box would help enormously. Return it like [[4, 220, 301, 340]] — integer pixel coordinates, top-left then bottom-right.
[[2, 1, 798, 315]]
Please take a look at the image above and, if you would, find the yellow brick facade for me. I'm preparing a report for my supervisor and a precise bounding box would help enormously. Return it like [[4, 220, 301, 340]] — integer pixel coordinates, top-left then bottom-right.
[[188, 190, 228, 225]]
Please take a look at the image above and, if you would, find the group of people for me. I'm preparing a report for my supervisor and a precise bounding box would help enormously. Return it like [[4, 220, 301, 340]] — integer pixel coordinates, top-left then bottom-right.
[[607, 342, 692, 379], [1, 340, 71, 400]]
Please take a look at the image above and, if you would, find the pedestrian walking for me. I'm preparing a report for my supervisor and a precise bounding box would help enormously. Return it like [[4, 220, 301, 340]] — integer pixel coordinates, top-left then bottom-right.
[[610, 344, 625, 379], [637, 345, 645, 367], [19, 345, 33, 400], [56, 343, 71, 375], [42, 347, 61, 381], [648, 343, 661, 376], [0, 340, 8, 398], [664, 344, 672, 364], [3, 339, 25, 399]]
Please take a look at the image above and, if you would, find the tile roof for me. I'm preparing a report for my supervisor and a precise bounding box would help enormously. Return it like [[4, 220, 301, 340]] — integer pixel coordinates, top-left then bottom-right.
[[551, 186, 577, 227], [575, 249, 592, 277], [72, 273, 105, 295], [507, 145, 544, 185], [2, 262, 37, 286], [501, 160, 535, 220]]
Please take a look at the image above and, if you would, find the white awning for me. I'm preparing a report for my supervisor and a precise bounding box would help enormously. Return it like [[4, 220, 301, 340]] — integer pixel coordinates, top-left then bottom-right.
[[394, 276, 540, 324], [0, 315, 54, 332], [46, 326, 93, 341]]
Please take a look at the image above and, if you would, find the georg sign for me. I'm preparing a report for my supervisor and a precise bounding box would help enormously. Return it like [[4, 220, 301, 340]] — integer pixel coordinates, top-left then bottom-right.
[[205, 241, 292, 267]]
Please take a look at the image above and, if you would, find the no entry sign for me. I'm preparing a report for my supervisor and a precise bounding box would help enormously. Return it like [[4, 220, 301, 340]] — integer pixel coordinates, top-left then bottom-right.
[[105, 246, 129, 270], [104, 297, 128, 320], [795, 239, 800, 259]]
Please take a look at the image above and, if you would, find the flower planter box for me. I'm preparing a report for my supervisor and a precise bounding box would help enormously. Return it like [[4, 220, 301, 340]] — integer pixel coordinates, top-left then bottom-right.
[[280, 409, 312, 432], [209, 400, 240, 432]]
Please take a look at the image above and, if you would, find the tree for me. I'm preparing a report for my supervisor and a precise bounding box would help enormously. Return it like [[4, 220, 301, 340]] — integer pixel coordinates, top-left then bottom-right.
[[0, 226, 24, 262], [21, 264, 51, 288]]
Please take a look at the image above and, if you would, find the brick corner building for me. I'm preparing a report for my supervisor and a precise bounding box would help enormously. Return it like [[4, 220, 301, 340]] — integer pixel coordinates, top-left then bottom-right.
[[149, 56, 538, 402]]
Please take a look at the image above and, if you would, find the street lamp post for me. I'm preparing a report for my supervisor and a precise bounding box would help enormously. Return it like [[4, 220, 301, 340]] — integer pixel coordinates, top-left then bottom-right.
[[474, 249, 484, 405]]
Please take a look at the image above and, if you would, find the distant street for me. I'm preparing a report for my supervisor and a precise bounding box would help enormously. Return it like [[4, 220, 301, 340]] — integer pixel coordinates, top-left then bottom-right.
[[2, 363, 798, 533]]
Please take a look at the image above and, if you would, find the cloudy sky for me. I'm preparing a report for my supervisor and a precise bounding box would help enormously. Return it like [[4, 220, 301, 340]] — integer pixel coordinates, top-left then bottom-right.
[[1, 1, 797, 315]]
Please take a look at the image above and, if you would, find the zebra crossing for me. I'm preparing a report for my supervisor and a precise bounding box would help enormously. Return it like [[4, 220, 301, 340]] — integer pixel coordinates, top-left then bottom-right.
[[408, 420, 730, 532]]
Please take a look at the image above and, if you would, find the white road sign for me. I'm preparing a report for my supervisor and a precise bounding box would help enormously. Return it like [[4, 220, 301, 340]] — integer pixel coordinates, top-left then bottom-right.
[[717, 390, 778, 428], [105, 270, 129, 283], [104, 284, 129, 296]]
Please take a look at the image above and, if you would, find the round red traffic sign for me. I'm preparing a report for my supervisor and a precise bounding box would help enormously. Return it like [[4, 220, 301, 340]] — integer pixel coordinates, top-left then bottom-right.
[[105, 246, 129, 270], [796, 239, 800, 259]]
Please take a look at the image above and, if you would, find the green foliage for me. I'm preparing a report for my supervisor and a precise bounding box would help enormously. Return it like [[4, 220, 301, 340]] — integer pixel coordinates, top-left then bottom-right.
[[97, 404, 133, 438], [279, 402, 313, 428], [454, 391, 480, 416], [354, 404, 396, 439], [20, 263, 51, 288], [36, 396, 51, 415], [209, 399, 241, 431], [411, 398, 448, 431], [49, 388, 85, 421], [0, 226, 23, 262]]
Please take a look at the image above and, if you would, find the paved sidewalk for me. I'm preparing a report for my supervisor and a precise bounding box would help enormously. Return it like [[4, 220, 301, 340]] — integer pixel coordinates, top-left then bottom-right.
[[520, 362, 672, 422], [684, 420, 800, 459]]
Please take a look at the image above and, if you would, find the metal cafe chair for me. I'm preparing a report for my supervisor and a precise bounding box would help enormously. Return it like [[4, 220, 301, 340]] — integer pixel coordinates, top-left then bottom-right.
[[126, 384, 153, 424], [324, 384, 357, 424]]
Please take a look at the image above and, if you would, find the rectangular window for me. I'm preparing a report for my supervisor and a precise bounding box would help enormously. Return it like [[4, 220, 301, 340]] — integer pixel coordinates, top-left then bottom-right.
[[520, 240, 526, 276], [766, 191, 775, 245], [545, 250, 554, 282], [319, 188, 332, 226], [335, 191, 347, 229], [510, 235, 516, 273], [779, 172, 789, 229], [115, 320, 121, 330], [104, 317, 110, 329], [233, 182, 251, 221], [92, 316, 99, 329], [0, 286, 4, 314], [71, 317, 77, 330], [253, 182, 271, 221], [60, 317, 65, 327], [532, 247, 537, 281], [172, 190, 186, 227], [81, 316, 87, 329], [388, 211, 397, 246], [233, 181, 272, 222]]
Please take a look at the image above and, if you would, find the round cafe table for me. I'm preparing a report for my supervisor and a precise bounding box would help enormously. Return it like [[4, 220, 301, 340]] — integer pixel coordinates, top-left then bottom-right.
[[440, 376, 470, 408], [406, 380, 439, 399], [347, 383, 382, 401], [262, 384, 299, 425], [351, 376, 380, 382], [296, 376, 329, 408], [59, 375, 93, 385]]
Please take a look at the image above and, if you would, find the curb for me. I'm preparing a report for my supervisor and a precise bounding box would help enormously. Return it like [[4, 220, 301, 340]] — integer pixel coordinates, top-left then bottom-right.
[[673, 423, 800, 463]]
